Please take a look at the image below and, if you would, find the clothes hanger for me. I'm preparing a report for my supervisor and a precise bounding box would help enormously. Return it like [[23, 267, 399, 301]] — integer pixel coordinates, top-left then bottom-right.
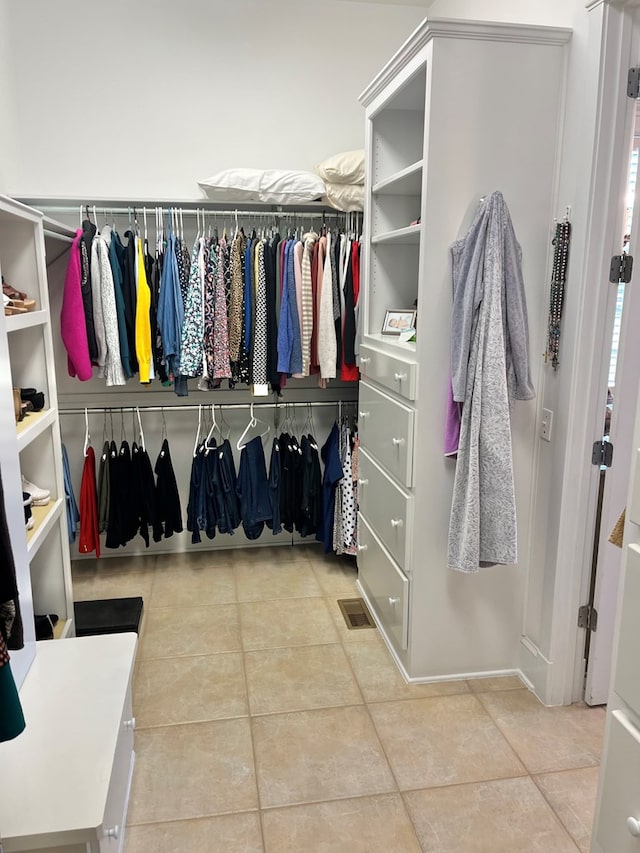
[[136, 406, 145, 452], [204, 404, 224, 454], [192, 404, 204, 457], [160, 408, 168, 456], [218, 406, 232, 441], [83, 408, 91, 458], [237, 403, 270, 450]]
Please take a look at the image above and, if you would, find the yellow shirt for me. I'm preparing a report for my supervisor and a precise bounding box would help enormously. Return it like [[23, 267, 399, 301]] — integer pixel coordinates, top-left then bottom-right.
[[135, 237, 152, 383]]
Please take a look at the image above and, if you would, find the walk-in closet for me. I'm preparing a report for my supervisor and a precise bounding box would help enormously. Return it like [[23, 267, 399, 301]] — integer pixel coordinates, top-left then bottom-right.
[[1, 0, 638, 850]]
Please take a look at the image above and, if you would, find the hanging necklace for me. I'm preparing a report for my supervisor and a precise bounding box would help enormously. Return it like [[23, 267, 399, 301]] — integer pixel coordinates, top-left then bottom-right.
[[545, 218, 571, 371]]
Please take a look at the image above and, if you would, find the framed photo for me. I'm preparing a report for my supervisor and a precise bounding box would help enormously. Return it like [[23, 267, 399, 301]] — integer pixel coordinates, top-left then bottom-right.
[[382, 309, 417, 335]]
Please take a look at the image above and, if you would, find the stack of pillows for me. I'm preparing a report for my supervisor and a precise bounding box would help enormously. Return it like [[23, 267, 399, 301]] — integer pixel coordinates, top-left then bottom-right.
[[315, 149, 365, 212], [198, 150, 365, 212]]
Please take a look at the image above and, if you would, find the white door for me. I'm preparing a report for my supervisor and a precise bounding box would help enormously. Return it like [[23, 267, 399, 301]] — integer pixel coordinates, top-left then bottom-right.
[[585, 97, 640, 705]]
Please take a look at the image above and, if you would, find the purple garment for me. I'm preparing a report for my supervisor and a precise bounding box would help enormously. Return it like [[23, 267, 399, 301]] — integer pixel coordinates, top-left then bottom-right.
[[444, 376, 462, 457]]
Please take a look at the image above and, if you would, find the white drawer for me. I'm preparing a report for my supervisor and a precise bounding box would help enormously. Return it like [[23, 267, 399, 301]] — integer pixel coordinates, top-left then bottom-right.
[[614, 544, 640, 711], [358, 447, 413, 573], [358, 380, 415, 487], [358, 513, 409, 649], [359, 344, 417, 401], [594, 709, 640, 853], [99, 686, 135, 852]]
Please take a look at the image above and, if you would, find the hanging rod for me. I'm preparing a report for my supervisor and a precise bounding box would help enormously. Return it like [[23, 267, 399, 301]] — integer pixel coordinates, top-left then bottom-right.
[[19, 198, 343, 217], [58, 401, 355, 416]]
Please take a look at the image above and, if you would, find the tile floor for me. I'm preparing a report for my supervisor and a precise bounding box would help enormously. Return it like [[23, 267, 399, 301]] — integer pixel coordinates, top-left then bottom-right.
[[71, 546, 606, 852]]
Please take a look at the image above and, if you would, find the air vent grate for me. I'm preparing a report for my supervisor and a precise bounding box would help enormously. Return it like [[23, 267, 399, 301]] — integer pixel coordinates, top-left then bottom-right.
[[337, 598, 376, 630]]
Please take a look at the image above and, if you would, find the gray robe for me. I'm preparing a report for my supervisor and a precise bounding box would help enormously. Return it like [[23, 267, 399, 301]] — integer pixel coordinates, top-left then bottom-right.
[[448, 191, 534, 573]]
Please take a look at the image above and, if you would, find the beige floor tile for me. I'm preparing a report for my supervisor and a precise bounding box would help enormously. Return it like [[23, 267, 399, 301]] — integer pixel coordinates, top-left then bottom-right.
[[326, 596, 382, 644], [534, 767, 600, 852], [72, 568, 154, 602], [344, 641, 469, 703], [139, 604, 241, 660], [125, 812, 263, 853], [311, 558, 359, 595], [235, 561, 321, 602], [468, 675, 525, 692], [262, 794, 421, 853], [74, 554, 156, 575], [232, 545, 310, 565], [404, 777, 579, 852], [239, 598, 338, 651], [477, 691, 605, 774], [368, 694, 525, 790], [151, 564, 236, 608], [134, 653, 248, 727], [245, 644, 362, 715], [252, 705, 396, 807], [127, 719, 258, 824], [155, 550, 235, 570]]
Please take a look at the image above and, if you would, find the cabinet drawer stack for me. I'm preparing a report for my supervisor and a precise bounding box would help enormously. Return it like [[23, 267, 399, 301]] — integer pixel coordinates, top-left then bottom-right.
[[357, 343, 417, 653]]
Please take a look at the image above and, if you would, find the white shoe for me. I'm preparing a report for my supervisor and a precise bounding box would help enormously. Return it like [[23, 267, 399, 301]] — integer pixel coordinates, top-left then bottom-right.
[[21, 475, 50, 506], [26, 515, 35, 531]]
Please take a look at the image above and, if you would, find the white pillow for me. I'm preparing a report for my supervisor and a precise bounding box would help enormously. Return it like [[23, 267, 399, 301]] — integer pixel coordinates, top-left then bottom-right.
[[324, 182, 365, 212], [315, 150, 365, 185], [198, 168, 326, 204]]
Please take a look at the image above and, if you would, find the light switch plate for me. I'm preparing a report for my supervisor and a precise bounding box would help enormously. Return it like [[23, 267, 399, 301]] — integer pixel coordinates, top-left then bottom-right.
[[540, 408, 553, 442]]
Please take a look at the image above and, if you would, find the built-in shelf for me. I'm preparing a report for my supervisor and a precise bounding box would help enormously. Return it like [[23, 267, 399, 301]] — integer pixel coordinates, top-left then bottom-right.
[[372, 160, 423, 196], [16, 408, 56, 451], [26, 498, 64, 558], [371, 224, 421, 245], [364, 332, 418, 355], [5, 309, 48, 332]]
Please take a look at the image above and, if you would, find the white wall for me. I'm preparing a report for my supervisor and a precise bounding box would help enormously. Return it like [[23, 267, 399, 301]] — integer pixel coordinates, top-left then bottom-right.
[[427, 0, 575, 27], [0, 0, 17, 194], [2, 0, 425, 199]]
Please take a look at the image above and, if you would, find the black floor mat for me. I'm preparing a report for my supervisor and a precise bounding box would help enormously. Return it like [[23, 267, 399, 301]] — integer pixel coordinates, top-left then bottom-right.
[[74, 597, 144, 637]]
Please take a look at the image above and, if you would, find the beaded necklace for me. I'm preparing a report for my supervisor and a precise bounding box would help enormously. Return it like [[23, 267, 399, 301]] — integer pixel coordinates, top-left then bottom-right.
[[545, 219, 571, 371]]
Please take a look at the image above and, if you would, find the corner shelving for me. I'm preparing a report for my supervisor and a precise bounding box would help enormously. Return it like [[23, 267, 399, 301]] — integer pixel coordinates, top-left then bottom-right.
[[371, 224, 421, 245], [0, 196, 75, 688], [372, 160, 423, 196]]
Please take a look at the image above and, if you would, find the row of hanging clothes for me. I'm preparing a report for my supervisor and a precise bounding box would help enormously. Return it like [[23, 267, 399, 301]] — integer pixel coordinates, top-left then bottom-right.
[[60, 206, 363, 396], [62, 403, 360, 556]]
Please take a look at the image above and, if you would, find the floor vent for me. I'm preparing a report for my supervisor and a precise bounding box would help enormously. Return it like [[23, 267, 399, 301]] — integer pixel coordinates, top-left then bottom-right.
[[337, 598, 376, 631]]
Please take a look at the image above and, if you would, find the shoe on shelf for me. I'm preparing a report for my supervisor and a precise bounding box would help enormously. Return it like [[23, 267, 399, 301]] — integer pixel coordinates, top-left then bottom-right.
[[23, 491, 33, 529], [2, 275, 36, 311], [34, 613, 59, 641], [20, 388, 45, 412], [3, 292, 28, 316], [21, 475, 50, 506]]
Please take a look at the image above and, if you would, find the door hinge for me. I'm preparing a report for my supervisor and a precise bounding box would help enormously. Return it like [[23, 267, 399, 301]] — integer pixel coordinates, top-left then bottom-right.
[[629, 67, 640, 98], [578, 604, 598, 632], [609, 253, 633, 283], [592, 440, 614, 467]]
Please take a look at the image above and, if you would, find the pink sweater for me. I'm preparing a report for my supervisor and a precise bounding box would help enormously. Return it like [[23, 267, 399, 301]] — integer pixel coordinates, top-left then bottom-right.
[[61, 230, 92, 381]]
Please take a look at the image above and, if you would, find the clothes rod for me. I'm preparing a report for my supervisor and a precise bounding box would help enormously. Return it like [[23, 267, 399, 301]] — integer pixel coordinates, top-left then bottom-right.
[[27, 200, 344, 217], [58, 401, 355, 415]]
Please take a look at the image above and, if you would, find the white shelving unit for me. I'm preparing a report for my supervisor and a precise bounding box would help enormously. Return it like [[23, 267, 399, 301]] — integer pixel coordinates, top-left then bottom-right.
[[356, 19, 571, 681], [0, 195, 75, 686]]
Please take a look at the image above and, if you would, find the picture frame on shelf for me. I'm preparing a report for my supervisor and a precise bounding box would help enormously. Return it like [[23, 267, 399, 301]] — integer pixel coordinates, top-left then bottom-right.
[[381, 309, 417, 335]]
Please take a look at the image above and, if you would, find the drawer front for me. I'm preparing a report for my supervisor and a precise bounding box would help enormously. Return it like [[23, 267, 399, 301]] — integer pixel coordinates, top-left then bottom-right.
[[99, 686, 135, 851], [358, 380, 415, 487], [358, 447, 413, 573], [358, 513, 409, 649], [614, 544, 640, 710], [594, 709, 640, 853], [359, 344, 418, 401]]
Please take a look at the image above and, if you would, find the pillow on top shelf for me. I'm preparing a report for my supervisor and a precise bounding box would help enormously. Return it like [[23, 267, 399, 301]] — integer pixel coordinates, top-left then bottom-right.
[[323, 182, 364, 212], [198, 168, 326, 204], [315, 150, 365, 185]]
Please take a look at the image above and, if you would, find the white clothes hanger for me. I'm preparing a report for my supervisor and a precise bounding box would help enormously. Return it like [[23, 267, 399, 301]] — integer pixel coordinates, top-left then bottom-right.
[[192, 404, 204, 457], [136, 406, 146, 452], [236, 403, 270, 451], [204, 404, 222, 454], [83, 408, 91, 458]]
